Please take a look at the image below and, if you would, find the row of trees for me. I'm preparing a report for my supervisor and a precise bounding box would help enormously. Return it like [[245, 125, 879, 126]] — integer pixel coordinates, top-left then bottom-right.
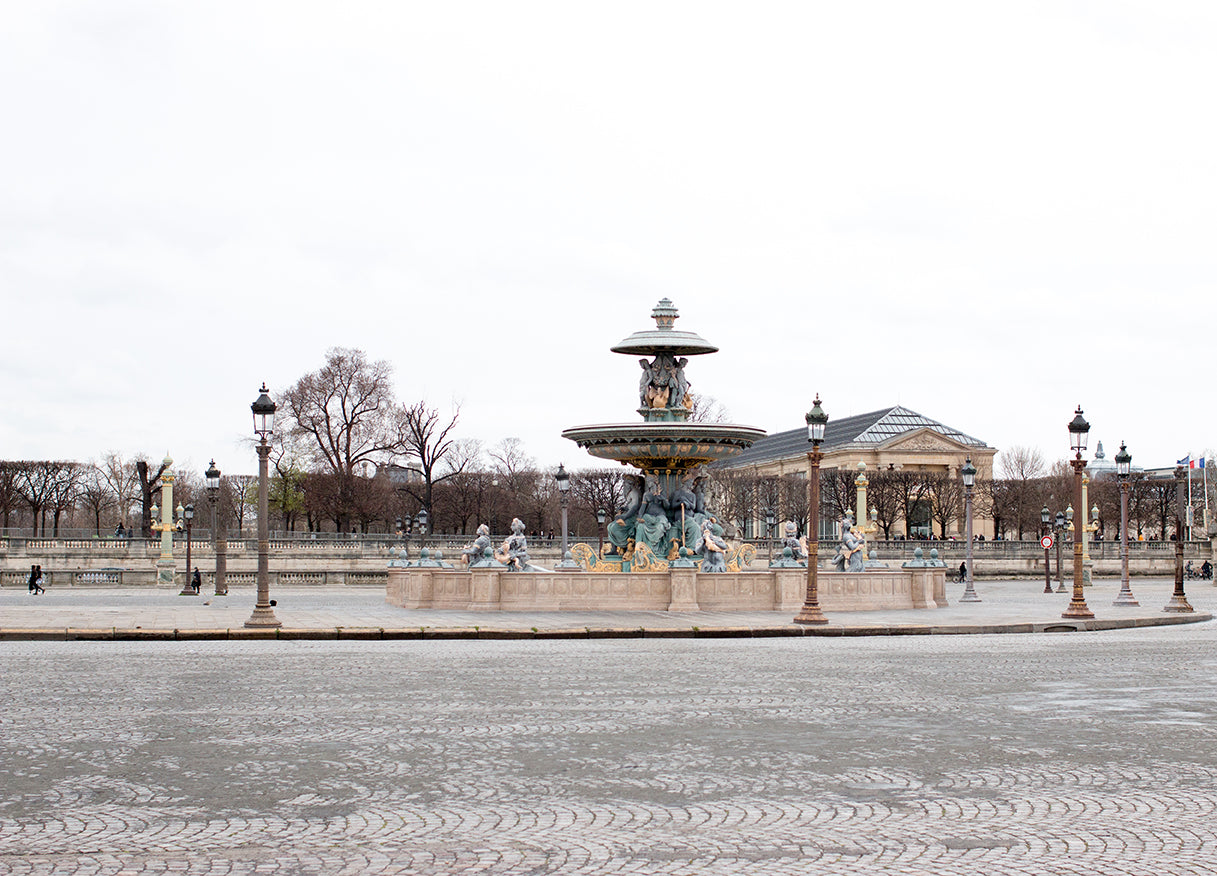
[[0, 455, 259, 538]]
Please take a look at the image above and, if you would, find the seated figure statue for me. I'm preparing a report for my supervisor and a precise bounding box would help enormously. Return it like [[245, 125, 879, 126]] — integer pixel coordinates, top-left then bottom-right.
[[494, 517, 533, 571], [633, 477, 673, 557], [697, 518, 729, 572], [460, 524, 492, 566], [781, 521, 807, 561], [606, 474, 644, 555], [831, 516, 865, 572]]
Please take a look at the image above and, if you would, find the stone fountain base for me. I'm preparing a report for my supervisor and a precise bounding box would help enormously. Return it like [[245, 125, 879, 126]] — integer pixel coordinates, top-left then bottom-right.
[[387, 566, 946, 613]]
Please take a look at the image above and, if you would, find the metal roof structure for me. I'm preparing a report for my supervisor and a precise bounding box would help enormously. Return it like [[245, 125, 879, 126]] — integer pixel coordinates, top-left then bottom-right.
[[722, 405, 990, 468]]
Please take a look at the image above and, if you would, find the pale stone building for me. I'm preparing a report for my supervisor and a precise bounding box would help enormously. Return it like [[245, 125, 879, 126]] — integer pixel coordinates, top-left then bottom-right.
[[719, 405, 998, 539]]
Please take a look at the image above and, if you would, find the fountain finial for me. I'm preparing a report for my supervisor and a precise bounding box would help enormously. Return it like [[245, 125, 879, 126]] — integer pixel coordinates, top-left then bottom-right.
[[651, 298, 679, 330]]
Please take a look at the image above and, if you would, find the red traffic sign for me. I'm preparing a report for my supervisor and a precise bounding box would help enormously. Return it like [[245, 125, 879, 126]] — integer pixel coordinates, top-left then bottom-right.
[[1041, 535, 1054, 549]]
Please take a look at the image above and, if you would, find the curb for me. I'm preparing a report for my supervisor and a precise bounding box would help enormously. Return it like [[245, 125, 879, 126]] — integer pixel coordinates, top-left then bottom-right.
[[0, 612, 1209, 642]]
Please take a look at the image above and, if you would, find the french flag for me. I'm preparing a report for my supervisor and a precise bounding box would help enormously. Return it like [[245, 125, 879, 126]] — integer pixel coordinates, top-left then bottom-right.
[[1178, 455, 1205, 469]]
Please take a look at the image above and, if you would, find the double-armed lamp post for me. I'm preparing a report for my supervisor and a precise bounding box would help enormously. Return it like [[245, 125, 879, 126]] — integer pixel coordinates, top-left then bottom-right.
[[245, 384, 282, 628], [794, 395, 829, 625]]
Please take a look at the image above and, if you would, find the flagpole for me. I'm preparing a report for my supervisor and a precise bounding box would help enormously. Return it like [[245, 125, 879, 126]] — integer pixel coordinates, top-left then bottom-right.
[[1188, 456, 1193, 541]]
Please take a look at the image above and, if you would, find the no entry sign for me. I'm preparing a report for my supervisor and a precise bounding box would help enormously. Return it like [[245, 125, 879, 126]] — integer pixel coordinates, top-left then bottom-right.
[[1041, 535, 1054, 549]]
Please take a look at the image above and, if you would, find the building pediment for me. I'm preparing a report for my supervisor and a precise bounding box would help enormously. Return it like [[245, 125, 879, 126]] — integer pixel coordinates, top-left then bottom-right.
[[880, 428, 971, 453]]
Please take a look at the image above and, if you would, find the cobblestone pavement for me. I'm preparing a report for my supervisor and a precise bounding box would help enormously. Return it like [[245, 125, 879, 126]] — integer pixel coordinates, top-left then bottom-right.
[[4, 613, 1217, 874]]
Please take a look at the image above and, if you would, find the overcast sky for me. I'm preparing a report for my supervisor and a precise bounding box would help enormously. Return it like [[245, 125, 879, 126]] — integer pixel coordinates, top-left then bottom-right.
[[2, 1, 1214, 482]]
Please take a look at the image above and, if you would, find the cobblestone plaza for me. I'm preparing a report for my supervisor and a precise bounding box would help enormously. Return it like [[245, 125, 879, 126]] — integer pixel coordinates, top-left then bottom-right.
[[3, 584, 1217, 873]]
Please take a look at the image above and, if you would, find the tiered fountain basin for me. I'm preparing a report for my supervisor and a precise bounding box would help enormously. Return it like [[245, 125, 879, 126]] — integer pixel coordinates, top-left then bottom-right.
[[560, 423, 767, 469]]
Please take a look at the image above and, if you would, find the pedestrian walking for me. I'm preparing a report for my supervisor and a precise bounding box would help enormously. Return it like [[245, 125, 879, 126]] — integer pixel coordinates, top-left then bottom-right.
[[29, 564, 45, 595], [191, 567, 201, 594], [27, 564, 37, 594]]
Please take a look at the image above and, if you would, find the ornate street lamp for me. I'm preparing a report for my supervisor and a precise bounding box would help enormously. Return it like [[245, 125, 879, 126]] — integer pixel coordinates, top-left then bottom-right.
[[416, 509, 428, 553], [1112, 442, 1137, 606], [596, 508, 607, 558], [765, 509, 776, 562], [206, 459, 227, 596], [1164, 466, 1195, 612], [959, 457, 980, 602], [245, 383, 281, 628], [1062, 407, 1094, 619], [176, 504, 195, 595], [1041, 506, 1053, 594], [555, 463, 580, 570], [794, 395, 829, 625]]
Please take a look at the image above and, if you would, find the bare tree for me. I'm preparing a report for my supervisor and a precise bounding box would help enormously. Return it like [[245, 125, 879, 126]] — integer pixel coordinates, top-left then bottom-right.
[[394, 401, 463, 529], [100, 452, 140, 528], [16, 461, 69, 537], [432, 439, 486, 535], [223, 474, 258, 536], [779, 474, 809, 535], [572, 468, 626, 520], [707, 469, 757, 537], [820, 468, 857, 528], [282, 347, 401, 530], [0, 461, 19, 531], [926, 472, 964, 539], [135, 455, 170, 538], [995, 445, 1047, 539], [688, 393, 730, 424], [77, 463, 116, 535], [866, 467, 904, 538]]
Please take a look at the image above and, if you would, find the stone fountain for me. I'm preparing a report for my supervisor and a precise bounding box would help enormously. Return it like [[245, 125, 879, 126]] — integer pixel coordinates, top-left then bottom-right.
[[562, 298, 766, 571], [386, 299, 946, 614]]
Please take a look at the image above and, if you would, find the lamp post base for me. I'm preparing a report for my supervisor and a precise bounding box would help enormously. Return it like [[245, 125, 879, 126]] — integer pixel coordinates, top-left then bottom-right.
[[1061, 601, 1095, 620], [1112, 584, 1139, 607], [959, 587, 982, 603], [792, 605, 828, 625], [1162, 594, 1194, 613], [244, 605, 282, 628]]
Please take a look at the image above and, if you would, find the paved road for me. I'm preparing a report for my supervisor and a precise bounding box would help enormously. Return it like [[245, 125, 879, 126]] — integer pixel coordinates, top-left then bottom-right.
[[4, 613, 1217, 874]]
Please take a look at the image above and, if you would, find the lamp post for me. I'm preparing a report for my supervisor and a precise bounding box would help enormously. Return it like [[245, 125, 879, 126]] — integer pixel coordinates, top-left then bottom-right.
[[1041, 506, 1053, 593], [1062, 407, 1094, 619], [596, 508, 607, 558], [1113, 442, 1137, 606], [245, 383, 281, 628], [555, 463, 580, 570], [416, 509, 428, 553], [176, 504, 195, 594], [959, 457, 980, 602], [206, 460, 226, 596], [765, 509, 776, 562], [794, 395, 829, 625], [1164, 465, 1194, 612]]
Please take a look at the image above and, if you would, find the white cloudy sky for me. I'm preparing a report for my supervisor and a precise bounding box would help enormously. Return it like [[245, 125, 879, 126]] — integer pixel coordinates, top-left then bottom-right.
[[2, 1, 1214, 480]]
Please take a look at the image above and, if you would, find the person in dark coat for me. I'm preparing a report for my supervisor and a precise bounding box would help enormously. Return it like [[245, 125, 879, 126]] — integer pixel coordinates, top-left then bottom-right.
[[191, 568, 202, 594]]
